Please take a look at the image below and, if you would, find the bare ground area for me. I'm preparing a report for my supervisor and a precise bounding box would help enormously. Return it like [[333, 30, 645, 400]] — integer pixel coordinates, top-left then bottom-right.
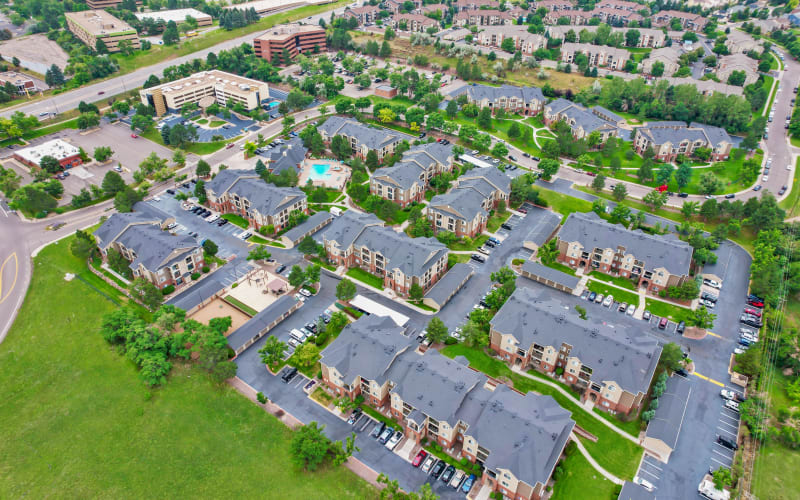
[[0, 34, 69, 73], [188, 298, 251, 336]]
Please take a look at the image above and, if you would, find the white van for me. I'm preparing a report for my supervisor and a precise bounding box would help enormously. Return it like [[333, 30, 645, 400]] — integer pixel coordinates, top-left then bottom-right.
[[330, 207, 343, 217], [290, 329, 306, 342]]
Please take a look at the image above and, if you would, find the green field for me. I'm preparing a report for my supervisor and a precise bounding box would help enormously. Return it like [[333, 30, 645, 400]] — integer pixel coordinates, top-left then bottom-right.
[[221, 213, 250, 229], [223, 295, 258, 316], [0, 235, 375, 499], [551, 443, 620, 500], [644, 298, 691, 323], [542, 260, 577, 276], [752, 443, 800, 500], [346, 268, 384, 289], [586, 279, 639, 307], [588, 271, 637, 290], [537, 188, 594, 219], [487, 211, 512, 232], [779, 158, 800, 218]]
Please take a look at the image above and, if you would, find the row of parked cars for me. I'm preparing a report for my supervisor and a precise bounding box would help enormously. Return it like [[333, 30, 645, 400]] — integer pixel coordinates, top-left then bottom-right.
[[285, 310, 332, 353], [411, 448, 477, 494]]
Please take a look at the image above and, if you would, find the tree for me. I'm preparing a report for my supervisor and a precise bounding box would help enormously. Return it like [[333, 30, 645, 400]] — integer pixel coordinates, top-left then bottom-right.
[[409, 283, 424, 301], [288, 265, 306, 287], [101, 171, 126, 196], [45, 64, 65, 87], [643, 190, 667, 210], [660, 342, 685, 372], [290, 422, 332, 471], [366, 150, 379, 170], [294, 342, 320, 368], [377, 108, 395, 123], [688, 305, 716, 328], [650, 60, 665, 77], [162, 20, 180, 45], [681, 201, 699, 220], [612, 183, 627, 201], [258, 335, 287, 368], [95, 39, 108, 54], [537, 239, 559, 265], [625, 29, 640, 47], [426, 317, 448, 344], [713, 467, 733, 491], [336, 278, 357, 302], [172, 149, 186, 167], [591, 174, 606, 191], [247, 245, 272, 261], [194, 179, 207, 203], [113, 186, 142, 213], [129, 278, 163, 311], [477, 107, 492, 129], [698, 173, 722, 195], [539, 158, 560, 180], [39, 155, 61, 174], [675, 163, 692, 188], [196, 160, 211, 178], [305, 264, 321, 285], [637, 161, 654, 182], [491, 266, 516, 285], [462, 320, 488, 347], [656, 163, 674, 185], [297, 236, 320, 255], [94, 146, 113, 162], [446, 99, 458, 118], [202, 239, 218, 256], [70, 230, 97, 260]]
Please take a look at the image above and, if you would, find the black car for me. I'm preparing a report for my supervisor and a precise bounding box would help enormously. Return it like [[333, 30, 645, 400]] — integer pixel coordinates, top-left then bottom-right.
[[470, 254, 485, 263], [217, 219, 228, 226], [676, 321, 686, 334], [191, 179, 198, 184], [587, 291, 597, 302], [418, 132, 426, 138], [522, 152, 531, 158], [166, 189, 176, 195], [181, 182, 190, 188], [370, 421, 386, 439], [779, 185, 788, 196], [675, 368, 688, 377], [724, 193, 735, 199], [701, 291, 718, 302], [718, 435, 738, 450], [431, 460, 446, 479], [485, 240, 496, 248], [275, 265, 287, 274], [305, 322, 317, 333], [500, 223, 513, 230], [440, 465, 455, 483], [532, 156, 540, 161], [678, 192, 689, 198], [508, 155, 517, 162], [320, 313, 331, 324], [281, 366, 298, 383], [190, 206, 201, 213]]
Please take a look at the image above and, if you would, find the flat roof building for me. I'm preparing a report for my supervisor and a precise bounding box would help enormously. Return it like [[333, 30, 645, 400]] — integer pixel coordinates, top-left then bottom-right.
[[65, 10, 140, 53], [86, 0, 141, 8], [139, 70, 269, 116], [13, 139, 82, 170], [0, 71, 36, 94], [135, 8, 213, 28], [253, 23, 327, 64]]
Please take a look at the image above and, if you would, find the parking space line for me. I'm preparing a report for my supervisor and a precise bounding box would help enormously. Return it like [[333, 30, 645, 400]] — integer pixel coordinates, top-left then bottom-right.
[[719, 413, 739, 424], [642, 459, 662, 471], [712, 447, 733, 458], [718, 419, 739, 430], [639, 468, 659, 480], [693, 372, 725, 387], [710, 456, 729, 467]]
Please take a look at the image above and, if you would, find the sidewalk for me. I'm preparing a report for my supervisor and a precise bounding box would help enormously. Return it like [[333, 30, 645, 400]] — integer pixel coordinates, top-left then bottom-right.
[[571, 434, 624, 485]]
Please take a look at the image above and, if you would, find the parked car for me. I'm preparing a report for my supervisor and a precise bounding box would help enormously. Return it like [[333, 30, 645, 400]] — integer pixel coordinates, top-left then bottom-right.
[[378, 427, 394, 444], [676, 321, 686, 334], [299, 288, 312, 298], [658, 317, 668, 329], [642, 310, 651, 321], [385, 431, 403, 450], [700, 299, 715, 308], [675, 368, 688, 377], [421, 456, 436, 473], [431, 460, 446, 478], [347, 409, 362, 425], [744, 307, 762, 318], [595, 293, 604, 304], [462, 474, 476, 493], [618, 302, 627, 312], [626, 304, 635, 316], [440, 465, 455, 483], [588, 292, 597, 302], [488, 237, 500, 245], [740, 314, 762, 328], [725, 400, 740, 412], [701, 292, 718, 302], [720, 389, 736, 400], [717, 436, 739, 451], [281, 366, 298, 383], [450, 470, 466, 489], [275, 265, 287, 274], [703, 278, 722, 289], [371, 421, 386, 439], [602, 295, 614, 308], [470, 254, 485, 263], [500, 223, 513, 230], [747, 297, 765, 308], [412, 450, 428, 467], [580, 290, 590, 300]]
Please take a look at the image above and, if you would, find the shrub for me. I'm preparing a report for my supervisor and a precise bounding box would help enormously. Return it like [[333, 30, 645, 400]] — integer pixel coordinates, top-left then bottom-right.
[[202, 265, 210, 273], [256, 392, 268, 404], [315, 331, 329, 346], [161, 285, 175, 295], [231, 283, 238, 288], [512, 258, 525, 265], [555, 366, 564, 376], [316, 370, 322, 379], [191, 272, 201, 280], [444, 337, 457, 345]]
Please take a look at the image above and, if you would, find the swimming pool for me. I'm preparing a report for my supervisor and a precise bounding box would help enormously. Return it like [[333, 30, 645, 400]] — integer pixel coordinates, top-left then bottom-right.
[[309, 163, 332, 180]]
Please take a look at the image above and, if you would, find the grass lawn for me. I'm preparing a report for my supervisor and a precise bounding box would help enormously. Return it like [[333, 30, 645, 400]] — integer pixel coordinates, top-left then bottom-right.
[[779, 157, 800, 218], [644, 298, 691, 322], [543, 260, 577, 276], [0, 234, 375, 498], [752, 443, 800, 500], [221, 213, 249, 229], [486, 211, 512, 232], [588, 271, 637, 290], [551, 442, 620, 500], [537, 188, 594, 220], [763, 75, 777, 116], [586, 280, 639, 306], [361, 404, 400, 429], [195, 118, 209, 125], [223, 296, 258, 316], [310, 257, 337, 272], [592, 408, 643, 437], [440, 345, 643, 479], [586, 143, 645, 171], [311, 386, 335, 407], [346, 268, 384, 289], [448, 234, 489, 251], [406, 300, 438, 312], [448, 254, 471, 265], [525, 116, 545, 128], [141, 127, 233, 155], [0, 117, 81, 147], [209, 120, 227, 127]]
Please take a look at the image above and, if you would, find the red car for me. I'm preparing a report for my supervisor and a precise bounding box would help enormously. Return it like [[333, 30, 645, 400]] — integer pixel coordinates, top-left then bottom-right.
[[747, 298, 764, 308], [412, 450, 428, 467], [226, 143, 235, 149], [130, 133, 138, 138], [518, 207, 528, 214], [744, 307, 762, 318]]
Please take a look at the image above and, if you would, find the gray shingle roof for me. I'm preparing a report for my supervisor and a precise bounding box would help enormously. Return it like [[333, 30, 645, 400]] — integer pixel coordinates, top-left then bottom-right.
[[226, 295, 299, 352], [689, 122, 734, 149], [459, 166, 511, 194], [545, 99, 619, 135], [319, 314, 413, 385], [558, 211, 693, 276], [491, 287, 662, 396], [282, 210, 333, 243], [424, 262, 474, 306], [322, 210, 383, 249], [94, 212, 160, 248], [372, 142, 454, 190], [354, 226, 448, 278], [386, 350, 482, 423], [266, 137, 307, 174], [592, 105, 624, 124], [645, 375, 692, 449], [545, 98, 575, 116], [317, 116, 407, 150], [114, 224, 199, 272], [456, 384, 575, 489], [206, 169, 306, 217], [522, 206, 561, 247], [521, 261, 580, 290], [463, 84, 546, 105], [429, 188, 488, 222], [373, 162, 424, 190]]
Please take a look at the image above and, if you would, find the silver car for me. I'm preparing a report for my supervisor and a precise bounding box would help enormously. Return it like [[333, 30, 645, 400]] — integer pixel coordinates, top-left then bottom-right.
[[385, 431, 403, 450], [626, 304, 636, 316]]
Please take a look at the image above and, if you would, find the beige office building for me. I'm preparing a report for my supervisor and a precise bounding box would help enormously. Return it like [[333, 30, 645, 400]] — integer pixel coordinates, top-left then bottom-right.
[[139, 70, 269, 116], [65, 10, 140, 53]]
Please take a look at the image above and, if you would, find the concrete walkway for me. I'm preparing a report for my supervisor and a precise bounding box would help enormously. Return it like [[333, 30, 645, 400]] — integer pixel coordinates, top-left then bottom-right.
[[571, 434, 625, 485], [509, 366, 639, 444]]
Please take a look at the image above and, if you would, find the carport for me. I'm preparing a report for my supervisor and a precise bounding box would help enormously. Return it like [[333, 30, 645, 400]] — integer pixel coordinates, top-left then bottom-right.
[[642, 375, 692, 463], [519, 260, 580, 295], [422, 263, 474, 309], [228, 295, 302, 355], [280, 211, 334, 248], [521, 207, 561, 253]]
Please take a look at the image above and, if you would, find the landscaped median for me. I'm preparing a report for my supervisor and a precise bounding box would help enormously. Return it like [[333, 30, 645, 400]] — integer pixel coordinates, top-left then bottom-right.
[[345, 268, 384, 289], [440, 344, 643, 480], [644, 297, 691, 323]]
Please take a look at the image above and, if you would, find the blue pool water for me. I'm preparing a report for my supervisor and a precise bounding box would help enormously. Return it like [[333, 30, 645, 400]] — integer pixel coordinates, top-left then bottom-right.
[[309, 163, 332, 180]]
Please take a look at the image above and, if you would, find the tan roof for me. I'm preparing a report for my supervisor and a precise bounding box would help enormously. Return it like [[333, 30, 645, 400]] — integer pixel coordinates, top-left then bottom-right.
[[255, 23, 325, 42], [65, 10, 136, 36]]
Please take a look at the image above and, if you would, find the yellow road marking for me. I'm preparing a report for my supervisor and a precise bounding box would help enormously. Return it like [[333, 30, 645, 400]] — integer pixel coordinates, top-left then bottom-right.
[[706, 331, 723, 339], [248, 241, 257, 247], [693, 372, 725, 387], [0, 252, 19, 305]]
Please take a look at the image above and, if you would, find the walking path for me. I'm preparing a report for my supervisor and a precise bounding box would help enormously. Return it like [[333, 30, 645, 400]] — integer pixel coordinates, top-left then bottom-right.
[[571, 434, 625, 485], [509, 365, 639, 444]]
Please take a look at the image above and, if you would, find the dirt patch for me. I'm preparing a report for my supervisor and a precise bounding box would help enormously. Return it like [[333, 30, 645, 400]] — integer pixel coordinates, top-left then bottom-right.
[[0, 34, 69, 73], [188, 298, 251, 335]]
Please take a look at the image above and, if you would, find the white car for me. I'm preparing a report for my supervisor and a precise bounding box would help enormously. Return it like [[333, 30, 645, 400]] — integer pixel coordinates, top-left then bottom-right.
[[298, 288, 312, 297], [450, 469, 465, 488], [602, 295, 614, 307], [237, 230, 252, 240], [205, 214, 219, 223], [385, 431, 403, 450], [703, 279, 722, 289], [634, 476, 654, 492], [294, 293, 305, 302], [734, 347, 747, 355], [725, 400, 740, 412], [763, 175, 769, 182], [421, 456, 436, 473], [595, 293, 604, 304], [626, 304, 636, 316], [720, 389, 736, 400]]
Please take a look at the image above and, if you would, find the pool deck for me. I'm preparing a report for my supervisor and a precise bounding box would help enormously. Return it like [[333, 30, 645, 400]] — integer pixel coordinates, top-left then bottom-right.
[[298, 158, 351, 190]]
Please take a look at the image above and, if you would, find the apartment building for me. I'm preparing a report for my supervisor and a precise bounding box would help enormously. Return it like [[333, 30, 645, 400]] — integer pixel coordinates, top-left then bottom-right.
[[452, 83, 546, 116], [658, 76, 744, 97], [536, 0, 575, 22], [14, 139, 82, 170], [391, 13, 439, 32], [318, 116, 407, 163], [477, 26, 546, 55], [94, 212, 203, 290], [253, 23, 327, 63], [556, 211, 694, 293], [454, 0, 496, 11], [595, 0, 643, 12], [262, 136, 307, 175], [717, 52, 759, 85], [323, 211, 448, 296], [545, 25, 663, 48], [588, 6, 644, 25], [134, 8, 213, 29], [343, 5, 381, 24], [560, 42, 630, 70], [65, 10, 140, 53], [86, 0, 141, 9], [205, 169, 308, 232], [453, 9, 513, 26], [652, 10, 709, 31], [419, 3, 447, 15], [543, 98, 621, 141], [320, 314, 575, 500], [370, 142, 454, 207], [633, 120, 734, 162], [490, 287, 662, 415], [427, 167, 510, 238], [139, 70, 269, 117], [725, 29, 762, 53], [642, 46, 681, 75]]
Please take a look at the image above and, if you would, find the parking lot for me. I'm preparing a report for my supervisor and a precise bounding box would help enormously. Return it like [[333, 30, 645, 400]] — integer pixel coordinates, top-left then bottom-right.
[[159, 112, 258, 142]]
